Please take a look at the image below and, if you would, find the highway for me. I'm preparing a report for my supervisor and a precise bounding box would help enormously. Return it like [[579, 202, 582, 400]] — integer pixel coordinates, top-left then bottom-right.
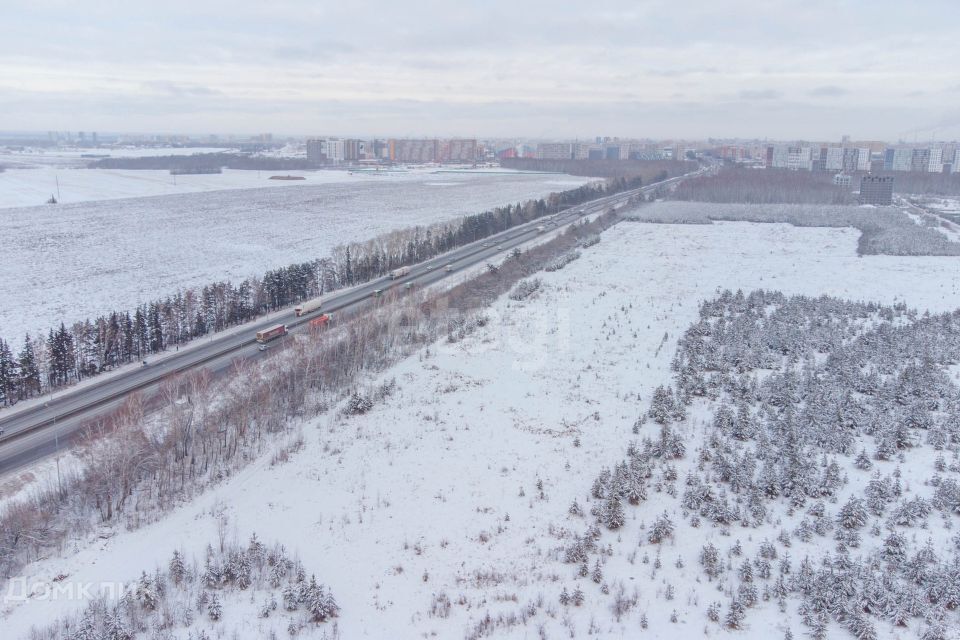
[[0, 171, 696, 476]]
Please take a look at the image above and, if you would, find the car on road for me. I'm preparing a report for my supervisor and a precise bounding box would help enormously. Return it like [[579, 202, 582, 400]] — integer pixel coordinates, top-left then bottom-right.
[[372, 289, 383, 297], [496, 245, 504, 251], [258, 344, 270, 352], [482, 242, 491, 248], [444, 264, 454, 272]]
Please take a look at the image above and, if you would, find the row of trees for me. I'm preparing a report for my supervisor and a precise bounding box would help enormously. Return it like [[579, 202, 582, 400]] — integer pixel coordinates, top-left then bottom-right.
[[0, 174, 651, 406], [89, 153, 316, 172], [500, 157, 694, 180]]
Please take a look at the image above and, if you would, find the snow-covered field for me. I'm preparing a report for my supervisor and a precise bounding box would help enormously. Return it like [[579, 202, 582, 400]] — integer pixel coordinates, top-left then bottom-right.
[[0, 165, 352, 207], [0, 147, 548, 209], [0, 171, 589, 342], [5, 219, 960, 638]]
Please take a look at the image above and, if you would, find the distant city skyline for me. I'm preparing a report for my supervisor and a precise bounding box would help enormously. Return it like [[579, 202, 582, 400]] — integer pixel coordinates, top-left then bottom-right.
[[2, 1, 958, 140]]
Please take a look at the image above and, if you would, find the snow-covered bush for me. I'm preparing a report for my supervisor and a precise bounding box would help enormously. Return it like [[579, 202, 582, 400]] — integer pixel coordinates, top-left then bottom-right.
[[508, 278, 543, 301], [27, 534, 337, 640]]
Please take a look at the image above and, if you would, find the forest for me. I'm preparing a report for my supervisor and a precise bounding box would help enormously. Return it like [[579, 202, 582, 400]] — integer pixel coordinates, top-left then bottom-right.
[[670, 167, 856, 204], [876, 171, 960, 197], [564, 290, 960, 639], [0, 174, 645, 407]]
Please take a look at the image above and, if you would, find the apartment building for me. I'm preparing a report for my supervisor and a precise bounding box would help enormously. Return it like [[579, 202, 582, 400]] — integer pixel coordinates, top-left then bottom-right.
[[859, 175, 894, 205], [536, 142, 573, 160]]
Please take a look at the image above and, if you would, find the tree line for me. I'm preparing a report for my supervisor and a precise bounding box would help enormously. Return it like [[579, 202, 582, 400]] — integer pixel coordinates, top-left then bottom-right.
[[500, 158, 694, 180], [89, 153, 316, 172], [670, 167, 856, 204], [0, 174, 648, 406]]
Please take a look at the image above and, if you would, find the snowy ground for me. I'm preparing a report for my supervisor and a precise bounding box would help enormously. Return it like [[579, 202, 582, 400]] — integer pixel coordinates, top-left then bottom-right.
[[0, 146, 550, 209], [0, 165, 351, 207], [0, 171, 589, 342], [912, 197, 960, 216], [4, 219, 960, 638]]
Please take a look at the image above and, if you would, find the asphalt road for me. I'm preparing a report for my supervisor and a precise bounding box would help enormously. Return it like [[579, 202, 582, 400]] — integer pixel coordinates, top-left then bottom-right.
[[0, 172, 696, 476]]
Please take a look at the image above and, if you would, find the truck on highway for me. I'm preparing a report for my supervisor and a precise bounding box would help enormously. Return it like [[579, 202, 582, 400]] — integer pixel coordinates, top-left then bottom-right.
[[389, 266, 412, 279], [256, 324, 287, 343], [294, 297, 323, 317], [309, 314, 331, 329]]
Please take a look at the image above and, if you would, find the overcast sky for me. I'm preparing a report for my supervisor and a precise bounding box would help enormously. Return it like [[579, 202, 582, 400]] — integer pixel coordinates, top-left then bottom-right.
[[2, 0, 958, 141]]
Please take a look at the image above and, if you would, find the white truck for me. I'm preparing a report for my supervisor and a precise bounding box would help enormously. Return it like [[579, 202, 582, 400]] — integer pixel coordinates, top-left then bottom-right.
[[389, 266, 412, 279], [294, 297, 323, 317]]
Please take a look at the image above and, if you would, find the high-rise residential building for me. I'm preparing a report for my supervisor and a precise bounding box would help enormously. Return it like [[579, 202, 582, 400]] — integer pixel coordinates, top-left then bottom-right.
[[372, 139, 389, 160], [719, 145, 745, 163], [764, 144, 811, 170], [855, 148, 871, 171], [787, 146, 813, 170], [343, 139, 366, 161], [306, 138, 344, 164], [572, 142, 590, 160], [841, 148, 859, 173], [766, 144, 788, 168], [325, 139, 344, 163], [927, 147, 943, 172], [911, 148, 930, 172], [824, 147, 844, 171], [306, 138, 326, 164], [389, 139, 439, 163], [859, 175, 894, 205], [440, 139, 477, 162], [884, 147, 913, 172], [910, 148, 926, 172], [536, 142, 573, 160]]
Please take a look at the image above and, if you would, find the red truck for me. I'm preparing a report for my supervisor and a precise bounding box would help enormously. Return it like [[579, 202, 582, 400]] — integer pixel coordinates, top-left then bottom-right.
[[309, 314, 331, 329], [255, 324, 287, 343]]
